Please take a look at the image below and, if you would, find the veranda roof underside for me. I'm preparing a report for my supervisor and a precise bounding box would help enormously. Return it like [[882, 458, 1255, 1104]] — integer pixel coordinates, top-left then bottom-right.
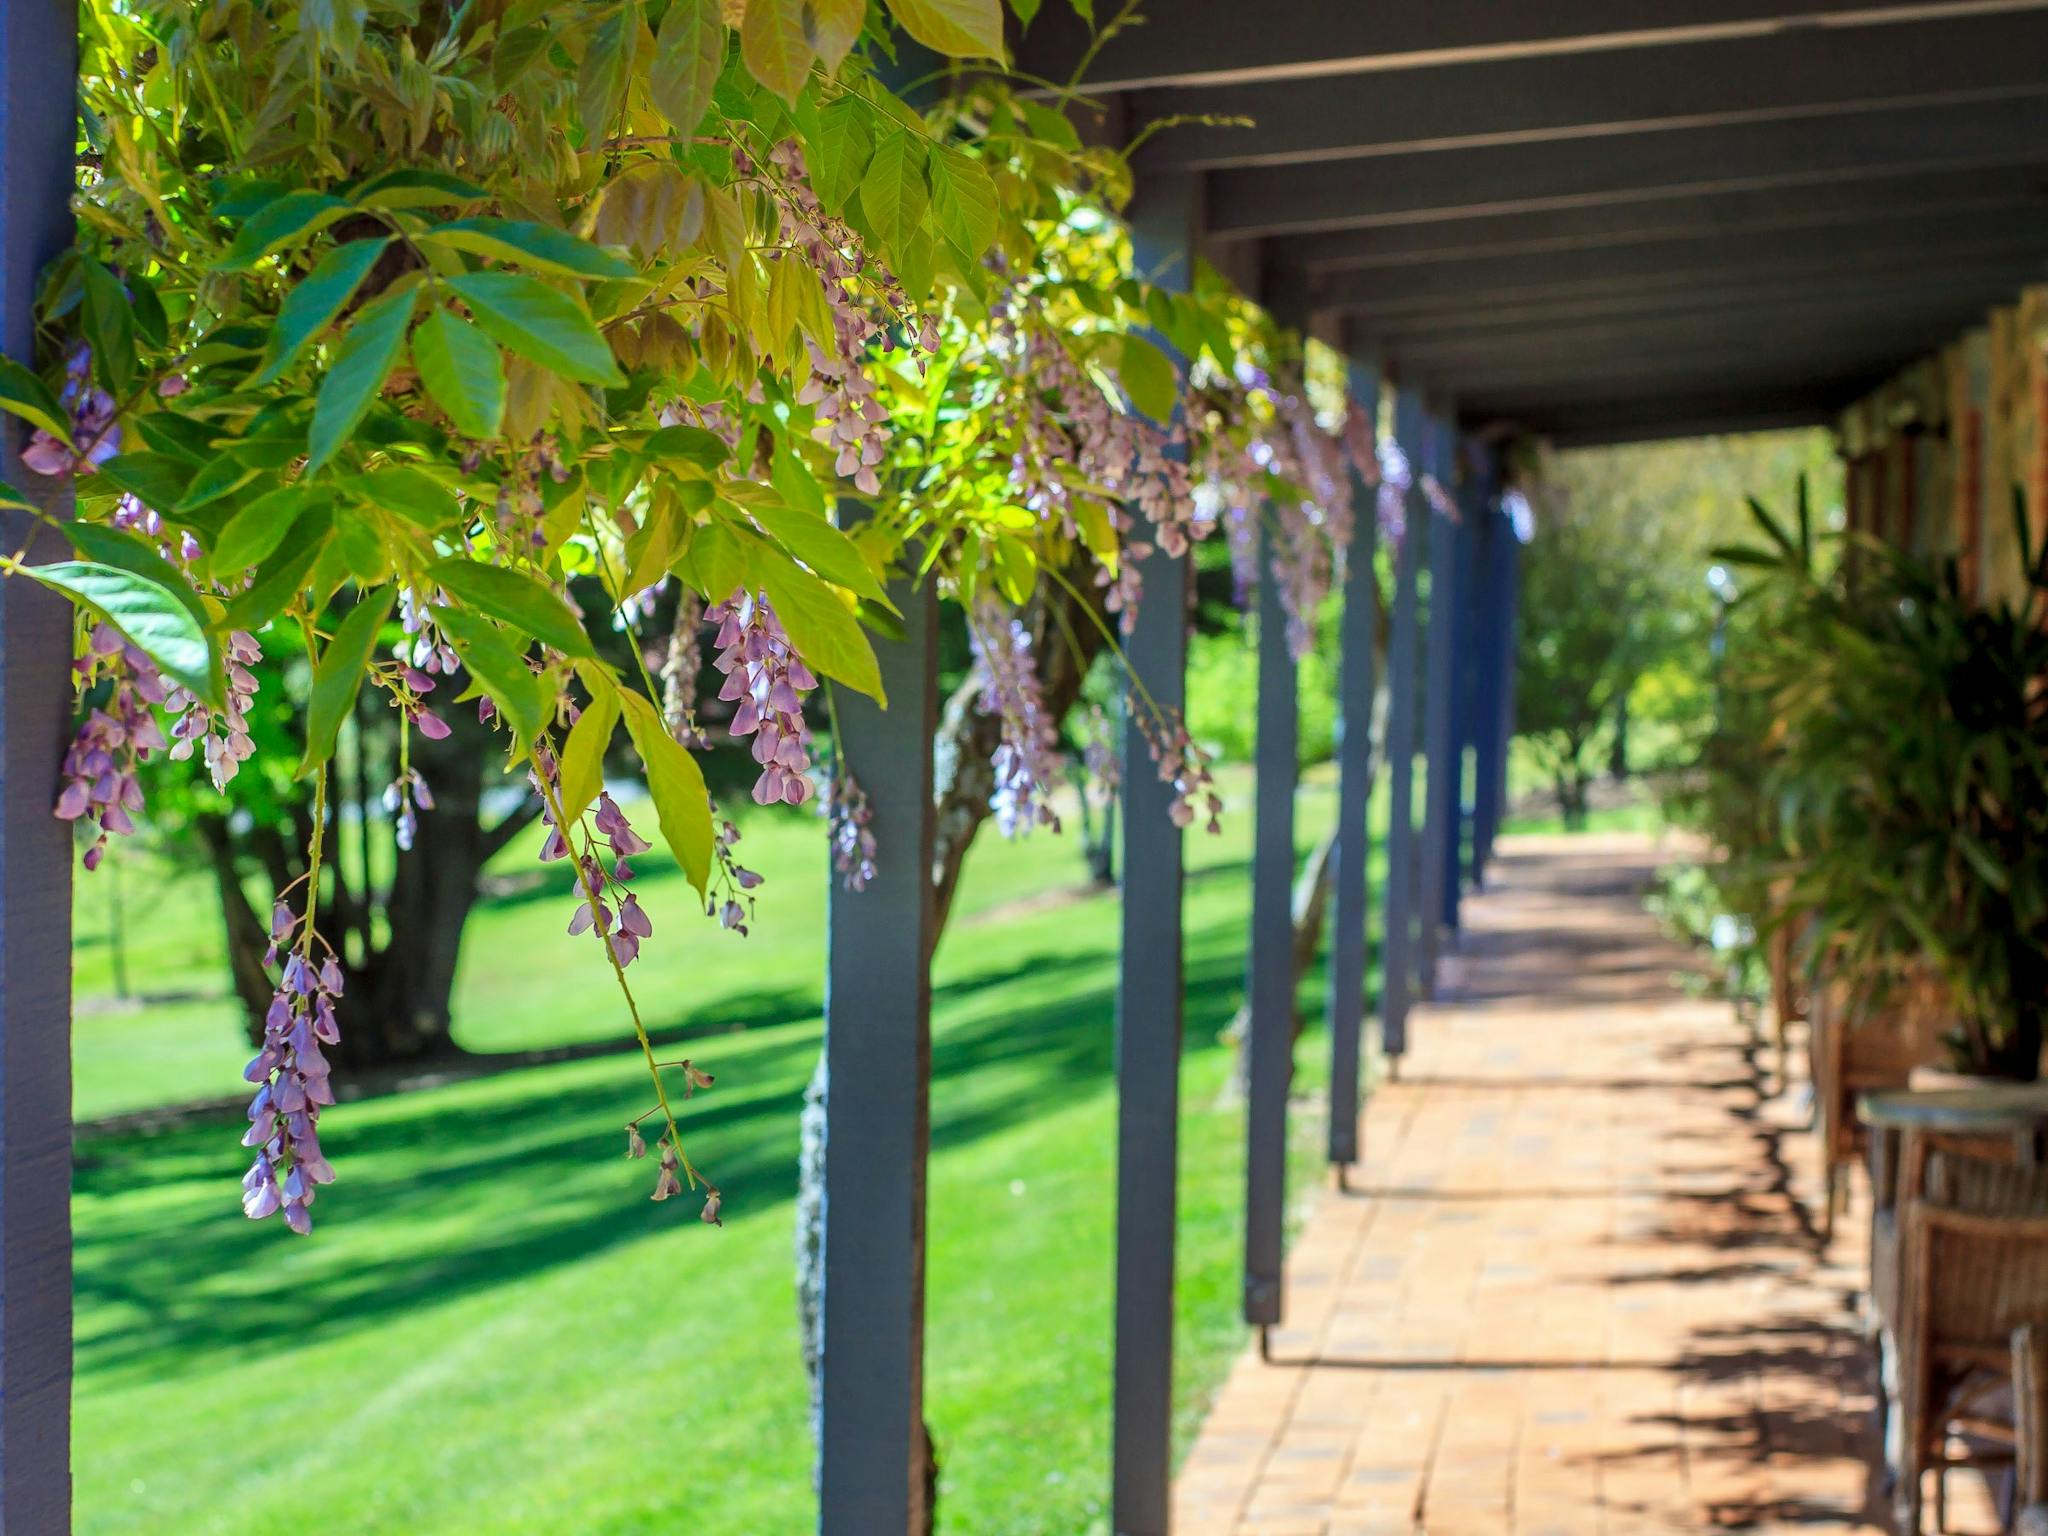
[[1015, 0, 2048, 445]]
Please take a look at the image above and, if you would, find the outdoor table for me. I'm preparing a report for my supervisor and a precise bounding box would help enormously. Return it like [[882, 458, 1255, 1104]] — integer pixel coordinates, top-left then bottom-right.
[[1861, 1085, 2048, 1207]]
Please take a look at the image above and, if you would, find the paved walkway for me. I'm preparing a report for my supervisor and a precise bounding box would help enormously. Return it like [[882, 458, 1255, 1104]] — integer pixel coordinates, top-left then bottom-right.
[[1175, 831, 1997, 1536]]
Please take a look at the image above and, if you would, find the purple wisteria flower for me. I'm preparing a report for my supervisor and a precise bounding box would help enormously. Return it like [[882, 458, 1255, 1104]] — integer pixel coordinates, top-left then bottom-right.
[[707, 809, 765, 933], [708, 589, 816, 807], [166, 630, 261, 790], [823, 766, 877, 892], [1136, 708, 1224, 835], [967, 596, 1064, 837], [382, 768, 435, 852], [56, 622, 166, 869], [21, 344, 120, 478], [660, 589, 710, 749], [241, 901, 341, 1235]]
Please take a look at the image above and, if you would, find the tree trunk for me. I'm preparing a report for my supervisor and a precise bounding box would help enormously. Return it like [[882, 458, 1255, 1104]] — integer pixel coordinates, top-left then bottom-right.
[[1608, 691, 1630, 782], [198, 703, 538, 1073]]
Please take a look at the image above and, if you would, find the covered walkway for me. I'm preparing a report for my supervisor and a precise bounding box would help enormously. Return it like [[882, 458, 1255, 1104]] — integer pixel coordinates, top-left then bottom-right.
[[1175, 832, 1989, 1536]]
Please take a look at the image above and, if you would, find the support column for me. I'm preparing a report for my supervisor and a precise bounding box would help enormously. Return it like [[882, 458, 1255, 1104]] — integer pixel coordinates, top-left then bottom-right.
[[1495, 521, 1524, 844], [1325, 351, 1380, 1174], [1243, 513, 1298, 1332], [818, 574, 939, 1536], [1469, 493, 1508, 887], [1111, 171, 1197, 1536], [1416, 414, 1459, 996], [1378, 388, 1426, 1064], [0, 6, 78, 1530]]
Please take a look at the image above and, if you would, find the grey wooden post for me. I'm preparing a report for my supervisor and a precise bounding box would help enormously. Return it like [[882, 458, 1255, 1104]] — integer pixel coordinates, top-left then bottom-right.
[[1496, 521, 1524, 842], [1415, 413, 1459, 996], [1243, 512, 1297, 1333], [818, 573, 939, 1536], [1325, 351, 1380, 1173], [1111, 171, 1197, 1536], [1445, 449, 1494, 916], [0, 6, 78, 1530], [1241, 256, 1304, 1336], [1439, 458, 1473, 934], [1377, 388, 1426, 1063], [1469, 494, 1507, 886]]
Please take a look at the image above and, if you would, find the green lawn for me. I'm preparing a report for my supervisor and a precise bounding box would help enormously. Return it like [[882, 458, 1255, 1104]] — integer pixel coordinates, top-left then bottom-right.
[[74, 767, 1363, 1535]]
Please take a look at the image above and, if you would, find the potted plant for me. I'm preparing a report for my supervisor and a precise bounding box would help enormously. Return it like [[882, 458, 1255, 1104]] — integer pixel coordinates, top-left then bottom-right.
[[1730, 498, 2048, 1083]]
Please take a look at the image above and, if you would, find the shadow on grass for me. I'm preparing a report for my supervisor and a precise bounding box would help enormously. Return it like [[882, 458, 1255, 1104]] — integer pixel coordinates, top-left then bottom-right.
[[75, 902, 1258, 1385]]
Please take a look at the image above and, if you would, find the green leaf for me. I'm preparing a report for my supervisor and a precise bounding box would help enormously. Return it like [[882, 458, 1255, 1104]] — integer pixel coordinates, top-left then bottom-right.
[[253, 237, 390, 387], [426, 557, 595, 657], [81, 259, 137, 396], [729, 499, 889, 604], [0, 357, 71, 445], [341, 466, 460, 531], [930, 145, 997, 257], [809, 96, 874, 214], [308, 287, 418, 472], [64, 524, 215, 633], [616, 685, 713, 896], [94, 452, 192, 510], [410, 307, 507, 439], [741, 0, 815, 103], [752, 547, 884, 699], [212, 485, 323, 575], [858, 131, 929, 254], [558, 675, 622, 828], [1116, 333, 1178, 422], [423, 218, 636, 281], [26, 560, 221, 707], [648, 0, 726, 137], [220, 512, 333, 631], [351, 167, 493, 210], [177, 451, 264, 513], [300, 590, 395, 776], [806, 0, 866, 70], [578, 9, 634, 142], [644, 423, 732, 471], [433, 606, 552, 749], [446, 272, 624, 387], [219, 190, 352, 270], [883, 0, 1005, 59]]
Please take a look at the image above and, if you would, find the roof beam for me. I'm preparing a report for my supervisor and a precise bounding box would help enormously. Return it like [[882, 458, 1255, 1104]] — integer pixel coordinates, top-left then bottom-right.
[[1354, 262, 2048, 341], [1310, 204, 2048, 310], [1382, 291, 2012, 373], [1205, 92, 2048, 237], [1456, 381, 1871, 440], [1014, 0, 2048, 92], [1543, 407, 1837, 447], [1130, 9, 2048, 170], [1286, 163, 2048, 270]]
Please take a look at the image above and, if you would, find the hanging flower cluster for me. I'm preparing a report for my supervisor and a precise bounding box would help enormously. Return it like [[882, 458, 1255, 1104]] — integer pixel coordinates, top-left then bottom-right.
[[706, 810, 765, 934], [1135, 709, 1225, 834], [166, 631, 261, 791], [710, 591, 817, 807], [56, 623, 164, 870], [241, 900, 341, 1235], [824, 766, 879, 893], [22, 345, 119, 477], [967, 596, 1065, 837]]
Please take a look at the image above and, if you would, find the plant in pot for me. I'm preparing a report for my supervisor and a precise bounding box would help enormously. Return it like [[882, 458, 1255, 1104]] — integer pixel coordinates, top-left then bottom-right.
[[1732, 498, 2048, 1083]]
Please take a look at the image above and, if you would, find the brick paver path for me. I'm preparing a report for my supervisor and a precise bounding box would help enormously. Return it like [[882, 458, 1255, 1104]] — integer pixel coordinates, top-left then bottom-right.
[[1174, 831, 1999, 1536]]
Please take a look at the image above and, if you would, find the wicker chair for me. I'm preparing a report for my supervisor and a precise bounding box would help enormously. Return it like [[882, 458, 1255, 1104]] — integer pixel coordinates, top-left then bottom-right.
[[1767, 880, 1809, 1086], [2018, 1324, 2048, 1534], [1896, 1153, 2048, 1533], [1810, 964, 1949, 1244]]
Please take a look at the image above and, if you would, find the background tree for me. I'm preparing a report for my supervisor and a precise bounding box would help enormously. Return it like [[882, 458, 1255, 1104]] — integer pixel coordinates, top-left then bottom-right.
[[1515, 431, 1839, 824]]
